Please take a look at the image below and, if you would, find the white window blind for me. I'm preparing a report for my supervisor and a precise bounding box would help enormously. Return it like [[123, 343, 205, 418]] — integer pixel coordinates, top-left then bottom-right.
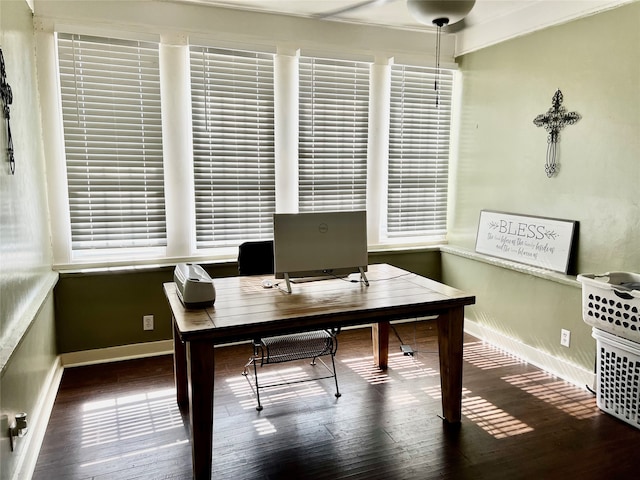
[[298, 57, 369, 212], [190, 46, 275, 248], [57, 33, 165, 251], [388, 64, 453, 238]]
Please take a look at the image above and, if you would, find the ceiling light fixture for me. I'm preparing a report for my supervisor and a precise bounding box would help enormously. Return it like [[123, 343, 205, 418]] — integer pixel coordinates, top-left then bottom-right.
[[407, 0, 476, 26], [407, 0, 476, 106]]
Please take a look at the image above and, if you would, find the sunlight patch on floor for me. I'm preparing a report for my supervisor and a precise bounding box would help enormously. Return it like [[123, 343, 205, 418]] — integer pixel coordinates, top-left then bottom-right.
[[81, 388, 183, 448], [253, 418, 277, 435], [256, 381, 327, 408], [228, 366, 330, 410], [390, 390, 421, 406], [341, 355, 393, 384], [463, 341, 525, 370], [80, 439, 189, 468], [387, 352, 440, 379], [423, 386, 534, 439], [501, 371, 600, 419]]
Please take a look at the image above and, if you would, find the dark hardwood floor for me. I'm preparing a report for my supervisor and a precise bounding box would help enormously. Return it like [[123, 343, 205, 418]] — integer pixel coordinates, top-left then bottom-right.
[[33, 322, 639, 480]]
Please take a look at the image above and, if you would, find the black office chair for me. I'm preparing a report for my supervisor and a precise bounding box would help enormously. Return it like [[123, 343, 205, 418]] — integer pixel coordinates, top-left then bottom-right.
[[237, 239, 274, 276], [238, 240, 341, 411]]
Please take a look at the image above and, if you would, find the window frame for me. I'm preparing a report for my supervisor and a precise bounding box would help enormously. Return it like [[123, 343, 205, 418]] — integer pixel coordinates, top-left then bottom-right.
[[298, 55, 370, 213], [190, 45, 276, 249], [56, 33, 167, 260], [386, 63, 454, 243]]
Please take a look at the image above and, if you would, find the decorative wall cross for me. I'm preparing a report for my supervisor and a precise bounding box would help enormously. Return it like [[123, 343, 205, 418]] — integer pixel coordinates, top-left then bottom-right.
[[533, 89, 580, 178], [1, 48, 15, 175]]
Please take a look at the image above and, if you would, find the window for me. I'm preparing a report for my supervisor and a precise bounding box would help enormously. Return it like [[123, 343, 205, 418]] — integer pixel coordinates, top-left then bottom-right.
[[50, 34, 456, 266], [190, 47, 275, 248], [298, 57, 369, 212], [57, 33, 165, 252], [387, 64, 453, 239]]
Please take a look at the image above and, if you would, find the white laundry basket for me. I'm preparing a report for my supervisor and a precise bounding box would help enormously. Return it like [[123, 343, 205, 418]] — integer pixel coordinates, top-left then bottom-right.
[[578, 272, 640, 342], [591, 328, 640, 429]]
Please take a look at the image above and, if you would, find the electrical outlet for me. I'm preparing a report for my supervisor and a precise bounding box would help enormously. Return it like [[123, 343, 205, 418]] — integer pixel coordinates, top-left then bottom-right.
[[143, 315, 154, 331], [560, 329, 571, 347]]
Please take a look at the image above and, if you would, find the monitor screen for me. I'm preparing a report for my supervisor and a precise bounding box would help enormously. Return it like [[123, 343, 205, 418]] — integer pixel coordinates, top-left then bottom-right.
[[273, 210, 368, 280]]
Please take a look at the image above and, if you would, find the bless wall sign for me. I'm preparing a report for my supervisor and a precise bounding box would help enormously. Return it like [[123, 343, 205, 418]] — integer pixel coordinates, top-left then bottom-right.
[[475, 210, 578, 274]]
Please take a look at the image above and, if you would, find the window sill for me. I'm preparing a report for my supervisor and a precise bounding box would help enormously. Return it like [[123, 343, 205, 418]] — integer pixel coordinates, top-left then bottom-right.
[[54, 241, 446, 274], [440, 245, 580, 288], [54, 243, 580, 289]]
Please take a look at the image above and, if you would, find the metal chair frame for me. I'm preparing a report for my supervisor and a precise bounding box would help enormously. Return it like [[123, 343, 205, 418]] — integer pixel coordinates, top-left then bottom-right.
[[242, 329, 341, 411]]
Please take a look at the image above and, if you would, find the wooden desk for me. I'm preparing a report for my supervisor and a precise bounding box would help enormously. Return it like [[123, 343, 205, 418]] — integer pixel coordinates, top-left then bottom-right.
[[164, 263, 475, 479]]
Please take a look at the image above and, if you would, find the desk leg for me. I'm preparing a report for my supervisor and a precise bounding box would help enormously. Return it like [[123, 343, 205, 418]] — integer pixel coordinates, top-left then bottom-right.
[[437, 306, 464, 423], [372, 321, 389, 370], [172, 320, 188, 410], [186, 340, 215, 480]]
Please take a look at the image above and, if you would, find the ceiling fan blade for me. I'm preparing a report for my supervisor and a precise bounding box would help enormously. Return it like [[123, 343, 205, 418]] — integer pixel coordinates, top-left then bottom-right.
[[314, 0, 396, 20]]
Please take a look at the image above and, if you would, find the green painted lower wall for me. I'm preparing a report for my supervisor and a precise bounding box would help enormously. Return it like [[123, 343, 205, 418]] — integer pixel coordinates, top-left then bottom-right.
[[1, 292, 58, 480], [55, 250, 442, 354], [442, 252, 594, 373], [54, 263, 237, 354], [370, 249, 441, 280]]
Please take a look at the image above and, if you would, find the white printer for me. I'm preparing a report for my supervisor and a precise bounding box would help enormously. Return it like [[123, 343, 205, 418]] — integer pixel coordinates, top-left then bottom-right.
[[173, 263, 216, 308]]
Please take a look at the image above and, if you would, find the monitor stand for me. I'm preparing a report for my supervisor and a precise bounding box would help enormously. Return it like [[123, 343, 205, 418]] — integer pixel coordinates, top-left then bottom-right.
[[284, 273, 291, 294], [282, 267, 369, 294], [359, 266, 369, 286]]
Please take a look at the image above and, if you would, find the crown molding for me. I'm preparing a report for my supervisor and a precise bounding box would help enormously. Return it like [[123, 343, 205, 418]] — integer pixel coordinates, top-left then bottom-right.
[[455, 0, 635, 56]]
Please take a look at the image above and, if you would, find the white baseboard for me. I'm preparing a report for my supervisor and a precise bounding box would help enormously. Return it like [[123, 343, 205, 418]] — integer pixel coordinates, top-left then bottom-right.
[[60, 340, 174, 367], [464, 319, 596, 390], [14, 357, 64, 480]]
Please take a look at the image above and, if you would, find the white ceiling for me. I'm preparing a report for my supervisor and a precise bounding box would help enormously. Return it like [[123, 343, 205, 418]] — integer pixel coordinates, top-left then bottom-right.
[[171, 0, 531, 30], [164, 0, 633, 54]]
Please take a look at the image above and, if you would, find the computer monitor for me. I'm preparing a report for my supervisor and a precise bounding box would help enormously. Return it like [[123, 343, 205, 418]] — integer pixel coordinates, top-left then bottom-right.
[[273, 210, 368, 292]]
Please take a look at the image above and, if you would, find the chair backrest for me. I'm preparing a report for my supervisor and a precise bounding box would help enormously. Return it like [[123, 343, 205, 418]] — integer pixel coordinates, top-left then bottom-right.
[[238, 240, 274, 276]]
